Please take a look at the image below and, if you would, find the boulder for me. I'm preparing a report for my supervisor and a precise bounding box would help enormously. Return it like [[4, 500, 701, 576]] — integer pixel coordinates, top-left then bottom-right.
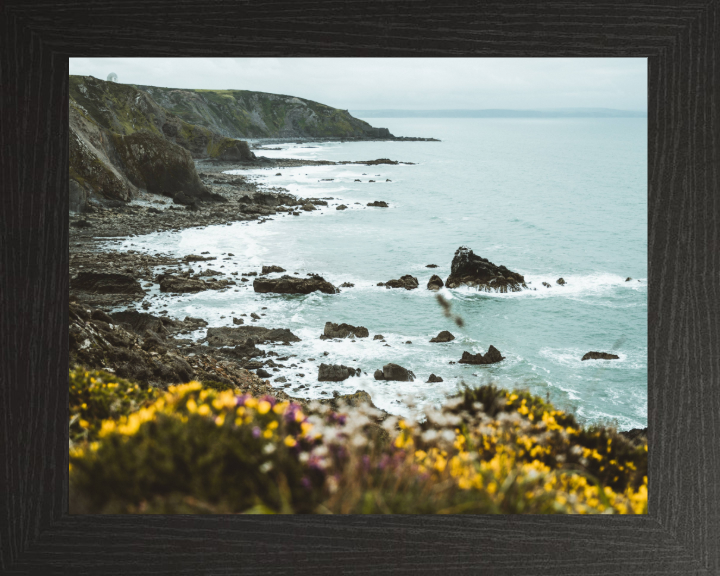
[[232, 317, 244, 325], [71, 272, 145, 295], [367, 200, 388, 207], [373, 334, 385, 340], [253, 275, 337, 295], [205, 326, 301, 347], [426, 374, 443, 383], [373, 369, 384, 380], [542, 282, 551, 288], [256, 368, 271, 378], [377, 363, 415, 382], [301, 203, 316, 211], [262, 265, 286, 274], [445, 246, 527, 292], [336, 205, 348, 210], [318, 363, 360, 382], [320, 322, 369, 340], [426, 264, 438, 268], [427, 274, 444, 291], [232, 338, 265, 359], [556, 278, 566, 285], [626, 277, 632, 282], [458, 345, 505, 365], [339, 282, 355, 288], [385, 275, 419, 290], [159, 275, 208, 293], [581, 351, 620, 361], [430, 330, 455, 343]]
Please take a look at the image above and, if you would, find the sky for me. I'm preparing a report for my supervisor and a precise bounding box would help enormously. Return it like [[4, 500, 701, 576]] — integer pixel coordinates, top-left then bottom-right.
[[69, 58, 647, 111]]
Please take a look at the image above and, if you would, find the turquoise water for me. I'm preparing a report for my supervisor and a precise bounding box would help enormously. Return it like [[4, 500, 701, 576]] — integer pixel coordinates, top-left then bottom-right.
[[113, 118, 647, 429]]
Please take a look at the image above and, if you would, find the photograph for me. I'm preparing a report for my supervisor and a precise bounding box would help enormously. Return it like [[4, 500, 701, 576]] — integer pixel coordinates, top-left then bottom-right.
[[67, 57, 648, 515]]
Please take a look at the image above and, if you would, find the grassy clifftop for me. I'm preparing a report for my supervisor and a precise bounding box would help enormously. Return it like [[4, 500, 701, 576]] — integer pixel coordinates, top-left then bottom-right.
[[134, 84, 393, 139]]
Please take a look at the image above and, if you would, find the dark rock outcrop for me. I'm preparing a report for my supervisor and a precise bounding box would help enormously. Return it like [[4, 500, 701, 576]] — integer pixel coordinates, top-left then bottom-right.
[[374, 363, 415, 382], [253, 275, 338, 295], [339, 282, 354, 288], [458, 346, 505, 365], [231, 338, 265, 359], [302, 203, 317, 211], [205, 326, 301, 347], [320, 322, 369, 340], [159, 275, 208, 293], [581, 351, 620, 361], [620, 427, 647, 446], [336, 205, 348, 210], [542, 282, 551, 288], [385, 275, 419, 290], [556, 278, 566, 286], [426, 264, 438, 268], [262, 265, 286, 274], [430, 330, 455, 343], [71, 272, 145, 295], [426, 374, 443, 383], [445, 246, 527, 293], [367, 200, 388, 207], [318, 363, 360, 382], [427, 274, 444, 291]]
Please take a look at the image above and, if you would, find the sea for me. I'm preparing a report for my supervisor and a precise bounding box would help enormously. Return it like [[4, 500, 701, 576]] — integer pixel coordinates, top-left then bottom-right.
[[107, 117, 647, 430]]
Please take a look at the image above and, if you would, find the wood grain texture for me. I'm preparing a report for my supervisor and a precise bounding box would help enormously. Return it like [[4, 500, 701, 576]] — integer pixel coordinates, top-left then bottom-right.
[[1, 1, 718, 574]]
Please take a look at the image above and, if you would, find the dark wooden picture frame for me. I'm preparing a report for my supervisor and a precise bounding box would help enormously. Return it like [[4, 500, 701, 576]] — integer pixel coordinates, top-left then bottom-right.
[[1, 2, 718, 574]]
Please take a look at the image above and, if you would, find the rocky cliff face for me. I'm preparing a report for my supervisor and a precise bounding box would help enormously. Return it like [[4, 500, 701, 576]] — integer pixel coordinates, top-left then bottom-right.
[[133, 84, 395, 139], [69, 75, 255, 211]]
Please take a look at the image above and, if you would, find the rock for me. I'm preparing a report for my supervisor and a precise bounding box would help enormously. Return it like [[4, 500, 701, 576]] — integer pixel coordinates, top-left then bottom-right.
[[369, 180, 376, 183], [159, 275, 208, 293], [250, 312, 261, 320], [385, 275, 419, 290], [379, 363, 415, 382], [183, 254, 216, 262], [405, 341, 412, 344], [318, 363, 360, 382], [626, 277, 632, 282], [320, 322, 369, 340], [430, 330, 455, 343], [376, 282, 385, 286], [336, 205, 348, 210], [274, 376, 287, 383], [72, 219, 93, 228], [427, 274, 444, 291], [556, 278, 566, 285], [373, 334, 385, 340], [232, 317, 244, 325], [542, 282, 551, 288], [302, 203, 317, 211], [254, 368, 270, 378], [426, 374, 443, 383], [373, 369, 384, 380], [206, 326, 301, 347], [426, 264, 438, 268], [367, 200, 388, 207], [253, 274, 337, 295], [232, 338, 265, 359], [445, 246, 527, 292], [90, 309, 114, 324], [581, 351, 620, 361], [339, 282, 355, 288], [458, 346, 505, 365], [276, 173, 282, 176], [71, 272, 145, 295], [262, 265, 286, 274], [354, 179, 361, 182]]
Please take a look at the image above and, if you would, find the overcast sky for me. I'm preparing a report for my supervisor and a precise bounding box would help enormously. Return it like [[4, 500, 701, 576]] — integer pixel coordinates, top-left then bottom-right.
[[69, 58, 647, 111]]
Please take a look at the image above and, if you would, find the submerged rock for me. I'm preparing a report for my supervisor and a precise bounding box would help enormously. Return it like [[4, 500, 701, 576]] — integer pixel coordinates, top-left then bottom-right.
[[71, 272, 145, 295], [205, 326, 301, 346], [458, 345, 505, 365], [427, 274, 444, 291], [318, 363, 360, 382], [253, 274, 337, 295], [375, 363, 415, 382], [159, 275, 208, 293], [445, 246, 527, 292], [581, 351, 620, 361], [430, 330, 455, 343], [320, 322, 369, 339], [385, 275, 419, 290]]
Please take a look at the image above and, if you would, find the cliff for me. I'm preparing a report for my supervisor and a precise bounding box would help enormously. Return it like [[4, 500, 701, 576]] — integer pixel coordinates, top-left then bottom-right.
[[69, 75, 254, 210], [133, 84, 394, 139]]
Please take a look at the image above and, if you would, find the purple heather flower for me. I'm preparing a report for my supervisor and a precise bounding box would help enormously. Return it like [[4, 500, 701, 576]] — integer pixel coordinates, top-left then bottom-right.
[[301, 476, 311, 490], [252, 426, 261, 439], [236, 394, 250, 406]]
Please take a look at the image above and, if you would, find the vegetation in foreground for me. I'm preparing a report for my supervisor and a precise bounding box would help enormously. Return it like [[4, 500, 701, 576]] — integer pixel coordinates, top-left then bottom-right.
[[69, 368, 647, 514]]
